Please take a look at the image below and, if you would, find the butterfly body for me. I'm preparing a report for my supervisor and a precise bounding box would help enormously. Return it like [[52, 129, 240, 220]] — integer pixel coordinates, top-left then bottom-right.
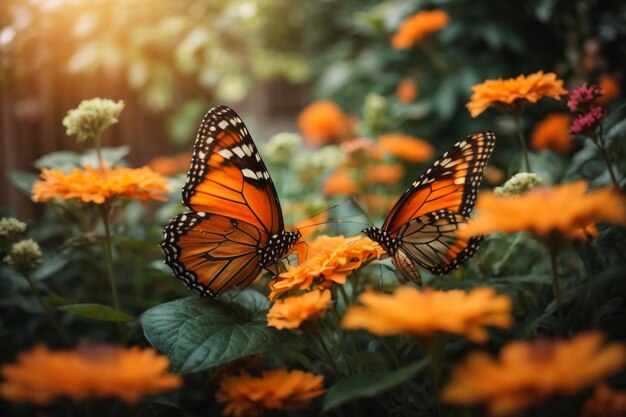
[[364, 131, 495, 284], [161, 106, 300, 298]]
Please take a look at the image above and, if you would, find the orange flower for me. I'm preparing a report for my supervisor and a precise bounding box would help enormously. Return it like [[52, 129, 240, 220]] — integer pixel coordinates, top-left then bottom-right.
[[216, 369, 324, 417], [440, 332, 626, 417], [267, 289, 332, 329], [597, 74, 622, 105], [377, 134, 435, 163], [467, 71, 567, 117], [581, 384, 626, 417], [392, 9, 450, 50], [269, 235, 384, 299], [531, 113, 573, 153], [396, 77, 419, 103], [483, 165, 505, 186], [342, 287, 512, 343], [148, 152, 191, 176], [365, 163, 405, 185], [457, 181, 626, 239], [297, 100, 351, 146], [323, 168, 358, 196], [32, 165, 169, 204], [0, 345, 182, 405]]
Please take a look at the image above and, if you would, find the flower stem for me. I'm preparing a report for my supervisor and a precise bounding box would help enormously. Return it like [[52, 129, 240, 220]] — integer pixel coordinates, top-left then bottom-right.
[[99, 204, 126, 341], [23, 271, 69, 344], [100, 204, 120, 312], [94, 131, 105, 171], [547, 241, 564, 334], [513, 111, 532, 172], [426, 338, 444, 417], [314, 331, 342, 378], [593, 128, 620, 189]]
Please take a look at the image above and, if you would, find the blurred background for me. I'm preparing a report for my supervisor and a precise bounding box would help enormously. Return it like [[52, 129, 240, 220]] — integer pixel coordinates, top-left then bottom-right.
[[1, 0, 625, 217]]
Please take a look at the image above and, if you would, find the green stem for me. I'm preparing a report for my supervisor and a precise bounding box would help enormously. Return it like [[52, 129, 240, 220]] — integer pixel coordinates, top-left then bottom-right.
[[316, 331, 342, 378], [94, 131, 105, 170], [376, 336, 401, 369], [23, 271, 69, 344], [593, 128, 620, 189], [100, 204, 120, 311], [547, 240, 564, 334], [427, 338, 444, 417], [513, 111, 532, 172], [99, 204, 126, 342]]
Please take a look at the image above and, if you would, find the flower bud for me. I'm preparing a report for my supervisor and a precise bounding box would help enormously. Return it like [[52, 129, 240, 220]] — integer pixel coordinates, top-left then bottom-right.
[[63, 98, 125, 142], [495, 172, 543, 196], [263, 132, 302, 165], [3, 239, 43, 274], [0, 217, 27, 248]]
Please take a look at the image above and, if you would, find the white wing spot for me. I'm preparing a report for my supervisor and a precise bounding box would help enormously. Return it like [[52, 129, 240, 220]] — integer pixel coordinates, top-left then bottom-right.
[[218, 149, 233, 159], [231, 146, 245, 158], [242, 168, 258, 179], [218, 120, 229, 129]]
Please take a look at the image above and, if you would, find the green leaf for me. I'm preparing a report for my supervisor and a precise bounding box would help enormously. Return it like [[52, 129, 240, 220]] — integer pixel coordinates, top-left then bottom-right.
[[80, 146, 130, 167], [140, 290, 295, 374], [8, 170, 38, 196], [45, 295, 75, 307], [35, 151, 81, 171], [323, 358, 428, 412], [60, 303, 136, 322]]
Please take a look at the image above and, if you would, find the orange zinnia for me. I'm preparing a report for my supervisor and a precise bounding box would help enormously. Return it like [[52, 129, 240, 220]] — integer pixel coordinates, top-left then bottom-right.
[[441, 332, 626, 417], [342, 287, 512, 343], [596, 74, 622, 105], [0, 345, 182, 405], [323, 168, 359, 196], [457, 181, 626, 239], [267, 289, 332, 329], [32, 165, 169, 204], [297, 100, 352, 146], [392, 9, 450, 50], [216, 369, 324, 417], [531, 113, 573, 154], [365, 163, 405, 185], [396, 77, 419, 103], [269, 235, 384, 299], [581, 384, 626, 417], [377, 134, 435, 163], [148, 152, 191, 176], [467, 71, 567, 117]]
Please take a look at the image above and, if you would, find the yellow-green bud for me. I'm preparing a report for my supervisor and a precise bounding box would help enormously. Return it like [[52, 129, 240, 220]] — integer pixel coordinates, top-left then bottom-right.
[[494, 172, 543, 196], [295, 145, 345, 174], [63, 98, 125, 142], [263, 132, 302, 165], [362, 93, 389, 134], [0, 217, 27, 248], [4, 239, 43, 274]]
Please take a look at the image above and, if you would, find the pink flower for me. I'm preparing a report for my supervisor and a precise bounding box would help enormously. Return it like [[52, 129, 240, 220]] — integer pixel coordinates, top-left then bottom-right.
[[568, 83, 603, 112], [570, 106, 608, 135]]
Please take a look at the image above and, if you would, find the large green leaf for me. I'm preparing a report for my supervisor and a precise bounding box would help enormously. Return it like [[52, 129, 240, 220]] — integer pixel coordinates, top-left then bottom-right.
[[140, 290, 295, 374], [323, 358, 428, 412]]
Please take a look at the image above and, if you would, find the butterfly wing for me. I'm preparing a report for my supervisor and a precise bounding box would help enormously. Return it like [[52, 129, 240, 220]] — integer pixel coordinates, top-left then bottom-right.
[[383, 131, 495, 283], [391, 210, 483, 285], [182, 105, 283, 234], [162, 106, 298, 298], [162, 212, 266, 297]]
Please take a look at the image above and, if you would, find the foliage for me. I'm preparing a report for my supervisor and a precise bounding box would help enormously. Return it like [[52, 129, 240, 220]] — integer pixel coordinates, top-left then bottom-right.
[[2, 1, 626, 417]]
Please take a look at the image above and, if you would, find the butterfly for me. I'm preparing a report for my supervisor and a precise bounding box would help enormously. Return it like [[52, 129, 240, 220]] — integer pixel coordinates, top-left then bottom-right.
[[161, 106, 301, 298], [363, 131, 495, 285]]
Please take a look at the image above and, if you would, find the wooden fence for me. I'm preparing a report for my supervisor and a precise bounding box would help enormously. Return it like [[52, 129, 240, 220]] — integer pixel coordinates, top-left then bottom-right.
[[0, 68, 309, 219]]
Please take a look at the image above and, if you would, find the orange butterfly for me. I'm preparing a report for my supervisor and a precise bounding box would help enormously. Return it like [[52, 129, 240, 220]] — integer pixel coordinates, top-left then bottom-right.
[[363, 131, 495, 284], [161, 106, 301, 298]]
